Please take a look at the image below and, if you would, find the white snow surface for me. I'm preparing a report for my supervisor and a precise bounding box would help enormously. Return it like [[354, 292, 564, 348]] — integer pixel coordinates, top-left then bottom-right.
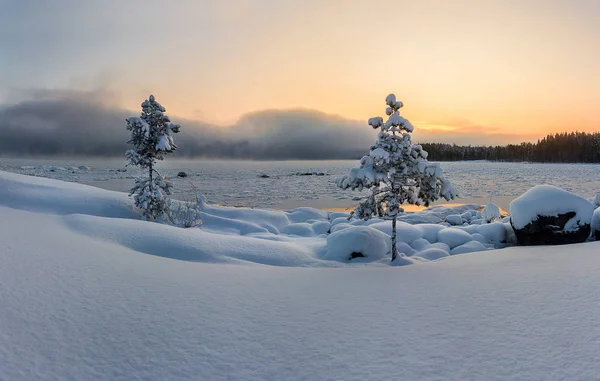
[[509, 184, 594, 230], [2, 171, 600, 380]]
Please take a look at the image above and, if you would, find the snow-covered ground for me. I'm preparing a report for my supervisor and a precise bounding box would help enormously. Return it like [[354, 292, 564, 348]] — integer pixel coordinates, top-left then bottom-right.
[[2, 171, 600, 380]]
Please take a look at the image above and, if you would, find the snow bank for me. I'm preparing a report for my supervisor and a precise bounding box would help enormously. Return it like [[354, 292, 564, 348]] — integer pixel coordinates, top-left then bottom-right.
[[0, 170, 136, 219], [0, 171, 500, 267], [509, 185, 594, 230]]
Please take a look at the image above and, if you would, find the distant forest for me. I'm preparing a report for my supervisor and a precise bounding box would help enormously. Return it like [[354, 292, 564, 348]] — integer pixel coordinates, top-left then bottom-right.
[[421, 132, 600, 163]]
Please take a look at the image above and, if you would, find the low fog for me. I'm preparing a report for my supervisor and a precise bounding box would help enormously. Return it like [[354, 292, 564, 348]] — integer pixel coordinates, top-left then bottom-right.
[[0, 91, 533, 159]]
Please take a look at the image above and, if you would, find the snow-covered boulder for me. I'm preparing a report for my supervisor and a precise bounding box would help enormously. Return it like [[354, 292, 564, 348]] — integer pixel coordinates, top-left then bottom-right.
[[593, 194, 600, 208], [477, 223, 507, 246], [415, 247, 449, 261], [325, 226, 390, 261], [282, 223, 316, 237], [445, 214, 463, 226], [287, 207, 328, 223], [311, 220, 331, 235], [450, 240, 488, 255], [416, 224, 446, 243], [481, 202, 501, 223], [509, 185, 593, 245], [369, 220, 422, 244], [460, 211, 473, 223], [330, 223, 352, 233], [592, 207, 600, 240], [409, 238, 430, 251], [437, 228, 472, 249]]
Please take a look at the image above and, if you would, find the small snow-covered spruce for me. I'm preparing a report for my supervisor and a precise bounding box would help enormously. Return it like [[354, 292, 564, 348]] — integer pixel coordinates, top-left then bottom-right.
[[337, 94, 456, 261], [126, 95, 181, 222]]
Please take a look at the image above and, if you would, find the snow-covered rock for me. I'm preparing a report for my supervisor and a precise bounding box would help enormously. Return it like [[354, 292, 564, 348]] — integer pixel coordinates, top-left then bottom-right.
[[282, 223, 316, 237], [509, 185, 593, 245], [437, 228, 473, 249], [592, 207, 600, 240], [325, 226, 390, 261], [482, 202, 501, 223], [445, 214, 463, 226], [414, 247, 449, 260], [409, 238, 431, 251], [450, 240, 488, 255], [428, 242, 451, 253], [369, 220, 422, 243], [287, 207, 328, 223], [460, 211, 472, 222], [477, 223, 507, 246], [416, 224, 446, 243], [311, 220, 331, 235], [397, 242, 416, 256]]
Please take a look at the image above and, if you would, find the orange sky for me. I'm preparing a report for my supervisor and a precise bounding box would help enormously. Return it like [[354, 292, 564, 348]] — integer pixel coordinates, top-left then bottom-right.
[[2, 0, 599, 143]]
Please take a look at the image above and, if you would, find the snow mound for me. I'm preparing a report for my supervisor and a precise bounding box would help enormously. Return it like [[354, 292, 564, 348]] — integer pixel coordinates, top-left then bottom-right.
[[325, 226, 390, 261], [450, 240, 489, 255], [437, 228, 473, 249], [445, 214, 463, 226], [199, 201, 290, 232], [414, 247, 450, 260], [282, 223, 317, 237], [368, 220, 422, 243], [509, 185, 594, 230], [416, 224, 446, 243], [287, 207, 328, 223], [477, 223, 507, 246], [0, 170, 137, 219], [592, 207, 600, 236], [482, 202, 502, 222]]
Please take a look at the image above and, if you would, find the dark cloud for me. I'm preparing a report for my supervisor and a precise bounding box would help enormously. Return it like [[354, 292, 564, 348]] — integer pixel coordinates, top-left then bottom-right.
[[0, 90, 537, 159]]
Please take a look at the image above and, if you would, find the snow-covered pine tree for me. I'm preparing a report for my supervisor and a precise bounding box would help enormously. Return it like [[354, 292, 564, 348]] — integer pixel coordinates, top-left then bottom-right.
[[337, 94, 456, 261], [126, 95, 181, 222]]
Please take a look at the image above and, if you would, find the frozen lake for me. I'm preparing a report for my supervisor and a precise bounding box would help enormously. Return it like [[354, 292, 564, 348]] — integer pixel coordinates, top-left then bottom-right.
[[2, 158, 600, 210]]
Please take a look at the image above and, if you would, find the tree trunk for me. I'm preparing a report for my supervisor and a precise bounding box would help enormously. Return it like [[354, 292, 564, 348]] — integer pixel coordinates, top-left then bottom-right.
[[149, 163, 153, 193], [391, 216, 397, 261]]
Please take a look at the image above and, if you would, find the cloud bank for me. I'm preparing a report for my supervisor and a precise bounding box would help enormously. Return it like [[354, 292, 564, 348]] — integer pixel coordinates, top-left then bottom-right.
[[0, 91, 538, 159]]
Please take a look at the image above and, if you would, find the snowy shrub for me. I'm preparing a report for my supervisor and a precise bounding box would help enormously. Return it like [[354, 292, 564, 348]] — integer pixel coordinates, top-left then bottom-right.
[[336, 93, 456, 261], [169, 201, 203, 228], [126, 95, 181, 222]]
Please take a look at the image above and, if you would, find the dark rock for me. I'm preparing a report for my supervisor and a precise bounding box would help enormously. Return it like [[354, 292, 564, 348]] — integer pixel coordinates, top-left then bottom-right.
[[350, 252, 365, 259], [177, 171, 188, 178], [511, 212, 591, 245], [258, 174, 270, 178]]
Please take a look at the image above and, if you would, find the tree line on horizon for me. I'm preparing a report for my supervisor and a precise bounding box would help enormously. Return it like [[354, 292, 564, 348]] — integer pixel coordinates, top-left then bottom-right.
[[421, 132, 600, 163]]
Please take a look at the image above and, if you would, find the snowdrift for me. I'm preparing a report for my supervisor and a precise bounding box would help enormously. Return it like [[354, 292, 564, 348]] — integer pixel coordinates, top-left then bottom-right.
[[0, 171, 509, 266]]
